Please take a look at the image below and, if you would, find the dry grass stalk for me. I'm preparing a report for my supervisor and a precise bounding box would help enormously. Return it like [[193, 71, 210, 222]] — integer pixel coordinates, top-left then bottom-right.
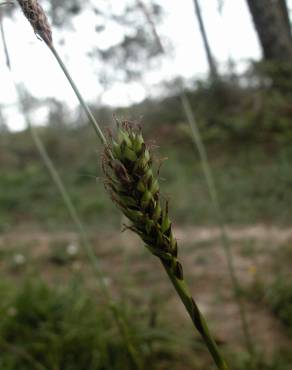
[[16, 0, 52, 45], [103, 121, 229, 370]]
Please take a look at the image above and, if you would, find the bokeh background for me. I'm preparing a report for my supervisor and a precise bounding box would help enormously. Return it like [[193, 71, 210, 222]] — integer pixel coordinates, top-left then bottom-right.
[[0, 1, 292, 369]]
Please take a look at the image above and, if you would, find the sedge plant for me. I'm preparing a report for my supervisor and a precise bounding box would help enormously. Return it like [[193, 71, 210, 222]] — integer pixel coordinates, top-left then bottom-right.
[[14, 1, 229, 369]]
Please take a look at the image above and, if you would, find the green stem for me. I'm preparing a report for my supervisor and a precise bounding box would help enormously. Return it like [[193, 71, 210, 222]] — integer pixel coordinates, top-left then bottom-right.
[[48, 44, 107, 146], [27, 120, 104, 285], [162, 261, 229, 370], [180, 92, 255, 358]]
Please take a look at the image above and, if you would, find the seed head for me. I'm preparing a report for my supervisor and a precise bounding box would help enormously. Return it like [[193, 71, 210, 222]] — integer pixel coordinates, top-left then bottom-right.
[[16, 0, 52, 46], [103, 121, 183, 279]]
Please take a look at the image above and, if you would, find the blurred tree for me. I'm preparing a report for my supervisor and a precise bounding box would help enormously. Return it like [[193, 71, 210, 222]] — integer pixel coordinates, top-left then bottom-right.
[[192, 0, 218, 79], [93, 0, 164, 84], [279, 0, 291, 37], [246, 0, 292, 62], [136, 0, 164, 53], [46, 0, 84, 27]]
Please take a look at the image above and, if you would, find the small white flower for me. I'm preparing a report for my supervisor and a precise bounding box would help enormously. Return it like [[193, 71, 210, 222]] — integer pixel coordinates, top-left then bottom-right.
[[13, 253, 26, 265], [67, 243, 79, 256]]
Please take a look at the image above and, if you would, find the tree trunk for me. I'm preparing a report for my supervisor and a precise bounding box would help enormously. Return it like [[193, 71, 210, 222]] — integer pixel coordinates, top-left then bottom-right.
[[279, 0, 291, 38], [193, 0, 218, 79], [246, 0, 292, 62]]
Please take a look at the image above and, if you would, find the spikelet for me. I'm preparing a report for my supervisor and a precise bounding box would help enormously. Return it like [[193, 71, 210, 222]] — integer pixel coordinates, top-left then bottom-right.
[[16, 0, 52, 45], [103, 121, 183, 280]]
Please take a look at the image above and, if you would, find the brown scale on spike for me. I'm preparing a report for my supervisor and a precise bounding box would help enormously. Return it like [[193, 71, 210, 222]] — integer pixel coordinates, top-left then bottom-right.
[[16, 0, 52, 45]]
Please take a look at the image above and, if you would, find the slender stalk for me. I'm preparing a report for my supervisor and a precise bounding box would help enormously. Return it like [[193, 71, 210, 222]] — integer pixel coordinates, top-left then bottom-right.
[[137, 0, 255, 358], [180, 93, 255, 357], [48, 44, 107, 146], [27, 119, 104, 285], [0, 11, 10, 68], [162, 262, 228, 370]]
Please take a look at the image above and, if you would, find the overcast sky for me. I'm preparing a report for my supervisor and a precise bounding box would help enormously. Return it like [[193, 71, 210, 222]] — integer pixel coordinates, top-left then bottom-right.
[[0, 0, 264, 130]]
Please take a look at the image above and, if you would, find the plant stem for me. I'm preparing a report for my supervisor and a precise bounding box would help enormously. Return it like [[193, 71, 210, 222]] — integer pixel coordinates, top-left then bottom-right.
[[0, 11, 10, 68], [180, 92, 255, 357], [28, 120, 102, 281], [48, 44, 107, 146], [162, 261, 229, 370]]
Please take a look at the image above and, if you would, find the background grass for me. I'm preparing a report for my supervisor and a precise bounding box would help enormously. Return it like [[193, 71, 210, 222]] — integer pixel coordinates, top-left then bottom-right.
[[0, 278, 176, 370]]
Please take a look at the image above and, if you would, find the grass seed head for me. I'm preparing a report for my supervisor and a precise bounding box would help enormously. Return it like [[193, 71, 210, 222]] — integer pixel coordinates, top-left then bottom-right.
[[103, 121, 183, 279], [16, 0, 52, 45]]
